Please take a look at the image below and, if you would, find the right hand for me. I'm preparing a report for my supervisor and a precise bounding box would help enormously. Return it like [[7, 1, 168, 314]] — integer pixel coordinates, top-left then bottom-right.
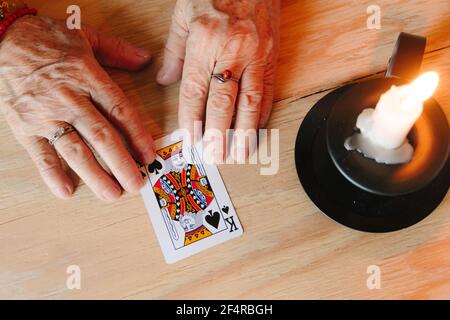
[[157, 0, 280, 163], [0, 15, 156, 201]]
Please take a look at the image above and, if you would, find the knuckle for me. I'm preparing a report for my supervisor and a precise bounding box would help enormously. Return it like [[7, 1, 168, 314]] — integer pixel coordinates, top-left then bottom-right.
[[170, 15, 188, 40], [35, 152, 59, 173], [209, 90, 235, 110], [191, 14, 221, 36], [223, 33, 259, 61], [65, 55, 95, 74], [50, 81, 67, 93], [239, 92, 262, 111], [62, 55, 84, 69], [109, 96, 130, 121], [110, 104, 126, 122], [181, 80, 208, 103], [90, 123, 113, 145], [60, 141, 93, 166], [94, 80, 117, 98]]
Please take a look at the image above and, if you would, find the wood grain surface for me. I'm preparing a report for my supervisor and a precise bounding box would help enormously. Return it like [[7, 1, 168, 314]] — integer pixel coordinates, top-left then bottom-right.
[[0, 0, 449, 299]]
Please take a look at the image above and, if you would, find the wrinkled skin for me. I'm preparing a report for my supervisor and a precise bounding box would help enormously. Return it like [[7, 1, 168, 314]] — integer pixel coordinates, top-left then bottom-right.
[[157, 0, 280, 162], [0, 15, 156, 201], [0, 0, 280, 201]]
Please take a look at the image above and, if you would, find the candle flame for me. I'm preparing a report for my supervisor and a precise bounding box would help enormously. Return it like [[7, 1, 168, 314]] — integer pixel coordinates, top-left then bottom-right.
[[404, 71, 439, 104]]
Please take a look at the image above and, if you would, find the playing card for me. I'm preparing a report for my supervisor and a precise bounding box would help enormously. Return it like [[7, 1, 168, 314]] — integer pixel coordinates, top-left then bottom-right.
[[140, 133, 243, 264]]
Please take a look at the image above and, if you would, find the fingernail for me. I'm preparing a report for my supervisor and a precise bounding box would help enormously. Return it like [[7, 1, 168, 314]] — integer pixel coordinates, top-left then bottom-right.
[[144, 145, 157, 164], [137, 141, 156, 165], [139, 153, 156, 166], [145, 151, 156, 164], [55, 185, 73, 199], [156, 64, 169, 83], [126, 175, 146, 194], [102, 185, 122, 201], [134, 47, 152, 60]]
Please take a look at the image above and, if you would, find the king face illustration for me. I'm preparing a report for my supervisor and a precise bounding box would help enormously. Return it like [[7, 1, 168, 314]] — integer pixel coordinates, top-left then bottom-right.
[[152, 142, 216, 246]]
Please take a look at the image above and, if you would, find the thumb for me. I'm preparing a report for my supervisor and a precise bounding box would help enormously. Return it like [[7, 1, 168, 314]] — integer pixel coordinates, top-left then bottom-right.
[[83, 25, 152, 71], [156, 2, 188, 85]]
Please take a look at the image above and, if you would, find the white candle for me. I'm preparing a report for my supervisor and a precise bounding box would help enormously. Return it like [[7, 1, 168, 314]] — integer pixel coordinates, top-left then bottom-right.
[[345, 72, 440, 164], [357, 72, 439, 149]]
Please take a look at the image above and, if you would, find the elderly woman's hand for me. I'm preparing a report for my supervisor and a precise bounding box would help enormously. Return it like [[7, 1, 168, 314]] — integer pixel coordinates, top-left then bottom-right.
[[157, 0, 280, 162], [0, 15, 155, 201]]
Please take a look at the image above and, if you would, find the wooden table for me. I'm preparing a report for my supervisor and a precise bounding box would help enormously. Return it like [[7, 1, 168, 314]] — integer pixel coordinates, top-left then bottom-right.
[[1, 0, 449, 299]]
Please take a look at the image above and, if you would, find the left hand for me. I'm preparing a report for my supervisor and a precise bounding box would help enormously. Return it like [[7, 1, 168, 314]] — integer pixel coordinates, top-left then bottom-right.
[[0, 16, 155, 201], [157, 0, 280, 162]]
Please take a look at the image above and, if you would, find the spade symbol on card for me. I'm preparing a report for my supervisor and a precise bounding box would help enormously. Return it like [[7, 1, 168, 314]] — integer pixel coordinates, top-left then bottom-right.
[[148, 160, 163, 175], [221, 205, 229, 214], [205, 210, 220, 229]]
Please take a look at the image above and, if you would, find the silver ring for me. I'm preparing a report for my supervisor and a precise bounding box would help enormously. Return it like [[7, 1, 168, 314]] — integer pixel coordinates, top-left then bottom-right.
[[211, 69, 239, 84], [48, 124, 76, 146]]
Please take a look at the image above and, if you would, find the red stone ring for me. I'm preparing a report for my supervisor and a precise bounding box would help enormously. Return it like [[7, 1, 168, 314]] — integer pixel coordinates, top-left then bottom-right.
[[211, 69, 239, 84]]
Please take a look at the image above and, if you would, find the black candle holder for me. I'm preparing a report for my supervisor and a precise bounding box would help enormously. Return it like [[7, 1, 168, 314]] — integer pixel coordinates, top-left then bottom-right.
[[295, 33, 450, 232]]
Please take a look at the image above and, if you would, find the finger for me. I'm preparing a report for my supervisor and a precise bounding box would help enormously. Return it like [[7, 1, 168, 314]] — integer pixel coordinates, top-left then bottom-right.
[[67, 97, 145, 194], [156, 0, 189, 85], [234, 64, 264, 130], [204, 69, 239, 163], [82, 25, 152, 71], [258, 0, 280, 128], [232, 63, 265, 161], [259, 49, 278, 128], [258, 65, 276, 128], [178, 27, 216, 142], [88, 69, 156, 164], [204, 37, 251, 162], [20, 135, 74, 199], [51, 127, 122, 201]]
